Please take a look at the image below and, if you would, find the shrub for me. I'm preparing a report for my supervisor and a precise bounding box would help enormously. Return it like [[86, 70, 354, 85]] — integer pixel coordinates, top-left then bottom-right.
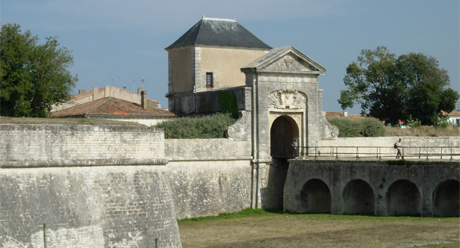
[[360, 117, 386, 137], [435, 116, 450, 128], [327, 117, 386, 137], [328, 117, 361, 137], [157, 113, 236, 139]]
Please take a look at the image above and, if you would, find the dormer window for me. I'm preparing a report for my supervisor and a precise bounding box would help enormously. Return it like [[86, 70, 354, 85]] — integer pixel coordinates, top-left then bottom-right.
[[206, 72, 213, 88]]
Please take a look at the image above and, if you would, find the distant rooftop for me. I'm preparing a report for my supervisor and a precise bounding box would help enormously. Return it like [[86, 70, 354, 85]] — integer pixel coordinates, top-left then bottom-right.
[[50, 97, 175, 119], [166, 16, 271, 50]]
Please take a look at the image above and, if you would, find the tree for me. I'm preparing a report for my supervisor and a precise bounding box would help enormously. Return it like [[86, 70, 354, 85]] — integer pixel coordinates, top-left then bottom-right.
[[0, 23, 77, 117], [339, 46, 459, 125]]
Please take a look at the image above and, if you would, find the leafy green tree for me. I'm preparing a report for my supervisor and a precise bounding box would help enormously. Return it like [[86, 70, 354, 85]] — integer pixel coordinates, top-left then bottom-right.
[[0, 23, 77, 117], [339, 46, 459, 125], [395, 52, 455, 125]]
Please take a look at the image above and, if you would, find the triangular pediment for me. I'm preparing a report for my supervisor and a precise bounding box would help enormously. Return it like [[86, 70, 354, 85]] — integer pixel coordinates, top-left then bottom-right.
[[242, 46, 326, 74], [264, 53, 317, 72]]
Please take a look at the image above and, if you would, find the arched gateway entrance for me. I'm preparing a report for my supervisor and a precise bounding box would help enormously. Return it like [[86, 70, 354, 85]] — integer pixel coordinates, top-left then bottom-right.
[[271, 115, 300, 158], [263, 115, 300, 209]]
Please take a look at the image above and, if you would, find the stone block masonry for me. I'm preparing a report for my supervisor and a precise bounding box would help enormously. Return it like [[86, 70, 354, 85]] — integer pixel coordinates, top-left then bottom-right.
[[0, 124, 181, 247], [0, 166, 181, 247], [165, 138, 253, 219], [284, 159, 459, 217], [167, 161, 252, 219], [0, 124, 166, 167]]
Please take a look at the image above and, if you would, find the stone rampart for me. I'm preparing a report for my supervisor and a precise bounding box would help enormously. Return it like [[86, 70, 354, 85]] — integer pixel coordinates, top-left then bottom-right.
[[0, 124, 181, 248], [167, 160, 252, 219], [0, 166, 181, 248], [165, 139, 251, 161], [0, 124, 166, 167], [165, 138, 253, 219]]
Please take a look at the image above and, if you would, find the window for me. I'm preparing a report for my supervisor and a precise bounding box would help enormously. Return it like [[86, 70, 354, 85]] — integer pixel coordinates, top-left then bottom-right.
[[206, 72, 213, 88]]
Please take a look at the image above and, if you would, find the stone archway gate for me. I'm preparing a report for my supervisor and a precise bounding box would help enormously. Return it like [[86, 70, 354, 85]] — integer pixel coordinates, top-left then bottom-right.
[[240, 46, 338, 208], [284, 159, 460, 217], [241, 46, 337, 165]]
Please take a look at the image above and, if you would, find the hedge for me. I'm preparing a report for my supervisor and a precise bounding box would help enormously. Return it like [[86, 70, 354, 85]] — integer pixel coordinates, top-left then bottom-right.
[[157, 113, 236, 139], [327, 117, 386, 137]]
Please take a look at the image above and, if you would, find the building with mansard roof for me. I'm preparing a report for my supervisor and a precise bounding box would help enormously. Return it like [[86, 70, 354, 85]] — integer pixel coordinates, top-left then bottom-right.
[[165, 16, 271, 115]]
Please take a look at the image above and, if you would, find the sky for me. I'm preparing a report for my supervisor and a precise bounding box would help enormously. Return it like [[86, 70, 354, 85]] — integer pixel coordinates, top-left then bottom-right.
[[1, 0, 459, 113]]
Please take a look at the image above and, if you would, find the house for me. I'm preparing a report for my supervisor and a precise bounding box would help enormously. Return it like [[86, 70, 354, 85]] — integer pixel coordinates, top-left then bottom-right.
[[165, 16, 271, 115], [50, 86, 175, 126], [52, 85, 161, 112], [443, 111, 460, 126]]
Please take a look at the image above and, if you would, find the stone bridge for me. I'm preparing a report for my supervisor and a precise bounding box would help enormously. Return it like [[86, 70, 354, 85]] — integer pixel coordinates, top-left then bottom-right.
[[283, 159, 459, 217]]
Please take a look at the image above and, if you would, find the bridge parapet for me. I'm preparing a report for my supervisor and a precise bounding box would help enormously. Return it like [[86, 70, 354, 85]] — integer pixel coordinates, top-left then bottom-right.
[[299, 145, 460, 160]]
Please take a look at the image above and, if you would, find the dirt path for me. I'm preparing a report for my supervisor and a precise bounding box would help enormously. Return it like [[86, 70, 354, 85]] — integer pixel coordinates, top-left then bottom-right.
[[178, 213, 460, 248]]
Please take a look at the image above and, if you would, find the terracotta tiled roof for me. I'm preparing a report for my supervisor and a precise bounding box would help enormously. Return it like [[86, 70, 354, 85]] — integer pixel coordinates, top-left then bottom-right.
[[325, 111, 363, 119], [50, 97, 175, 118], [442, 111, 460, 116]]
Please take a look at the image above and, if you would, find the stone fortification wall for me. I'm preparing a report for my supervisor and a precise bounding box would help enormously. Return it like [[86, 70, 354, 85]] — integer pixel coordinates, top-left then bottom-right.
[[165, 138, 253, 219], [167, 161, 252, 219], [0, 166, 181, 248], [0, 124, 181, 247], [165, 139, 251, 161], [0, 124, 166, 167]]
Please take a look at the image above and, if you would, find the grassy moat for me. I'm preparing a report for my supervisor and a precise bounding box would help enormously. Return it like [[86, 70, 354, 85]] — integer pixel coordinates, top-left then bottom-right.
[[178, 209, 460, 248]]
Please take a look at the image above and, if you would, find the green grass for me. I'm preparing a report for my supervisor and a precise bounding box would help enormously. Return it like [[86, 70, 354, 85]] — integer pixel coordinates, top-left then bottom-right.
[[178, 209, 460, 248], [179, 208, 272, 222]]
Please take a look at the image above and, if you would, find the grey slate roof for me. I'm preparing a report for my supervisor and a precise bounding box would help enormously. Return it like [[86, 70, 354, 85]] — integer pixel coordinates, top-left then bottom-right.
[[166, 17, 271, 50]]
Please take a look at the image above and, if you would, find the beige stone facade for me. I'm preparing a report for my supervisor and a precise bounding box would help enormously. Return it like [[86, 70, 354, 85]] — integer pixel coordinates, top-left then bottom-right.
[[165, 17, 271, 115]]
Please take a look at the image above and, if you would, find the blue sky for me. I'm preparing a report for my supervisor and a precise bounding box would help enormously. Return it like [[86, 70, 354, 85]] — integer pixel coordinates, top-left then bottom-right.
[[2, 0, 459, 113]]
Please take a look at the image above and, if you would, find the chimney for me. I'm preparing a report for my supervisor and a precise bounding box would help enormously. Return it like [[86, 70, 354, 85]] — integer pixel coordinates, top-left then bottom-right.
[[104, 85, 110, 97], [141, 91, 148, 109], [78, 89, 87, 95], [137, 88, 144, 94], [93, 87, 98, 101]]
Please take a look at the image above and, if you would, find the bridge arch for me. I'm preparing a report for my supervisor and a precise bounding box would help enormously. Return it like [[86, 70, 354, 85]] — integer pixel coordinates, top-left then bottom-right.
[[386, 180, 421, 216], [300, 179, 331, 213], [433, 179, 459, 217], [342, 179, 375, 215]]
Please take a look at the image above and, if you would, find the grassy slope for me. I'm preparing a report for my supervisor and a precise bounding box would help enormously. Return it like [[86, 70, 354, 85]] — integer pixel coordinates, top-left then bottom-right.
[[386, 126, 459, 137]]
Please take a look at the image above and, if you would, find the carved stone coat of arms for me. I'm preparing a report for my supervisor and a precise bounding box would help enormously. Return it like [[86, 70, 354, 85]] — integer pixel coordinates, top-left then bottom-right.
[[268, 89, 306, 109]]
